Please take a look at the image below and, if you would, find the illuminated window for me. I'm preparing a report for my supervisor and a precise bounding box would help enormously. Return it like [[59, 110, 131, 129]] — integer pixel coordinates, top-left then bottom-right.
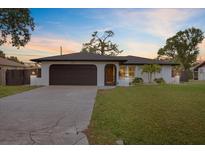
[[119, 65, 135, 79], [129, 66, 135, 78], [119, 65, 126, 79]]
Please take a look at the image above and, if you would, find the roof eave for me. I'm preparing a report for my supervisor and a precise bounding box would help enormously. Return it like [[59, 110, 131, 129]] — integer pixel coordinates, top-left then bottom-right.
[[31, 59, 127, 62], [193, 62, 205, 70], [122, 62, 179, 65], [0, 64, 26, 67]]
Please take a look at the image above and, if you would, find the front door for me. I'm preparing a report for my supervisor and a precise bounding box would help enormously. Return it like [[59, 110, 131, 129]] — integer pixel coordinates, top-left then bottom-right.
[[105, 64, 116, 86]]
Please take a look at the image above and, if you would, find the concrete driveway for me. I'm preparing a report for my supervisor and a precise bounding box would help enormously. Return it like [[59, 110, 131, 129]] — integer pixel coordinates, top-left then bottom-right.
[[0, 86, 97, 145]]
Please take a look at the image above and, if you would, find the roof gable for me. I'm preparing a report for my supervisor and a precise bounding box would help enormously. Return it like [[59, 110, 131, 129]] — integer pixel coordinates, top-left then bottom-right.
[[0, 57, 25, 68], [193, 61, 205, 70]]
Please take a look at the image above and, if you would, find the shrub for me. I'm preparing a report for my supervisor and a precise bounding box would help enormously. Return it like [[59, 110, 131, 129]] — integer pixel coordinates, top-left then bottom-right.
[[154, 78, 166, 84], [132, 77, 144, 85]]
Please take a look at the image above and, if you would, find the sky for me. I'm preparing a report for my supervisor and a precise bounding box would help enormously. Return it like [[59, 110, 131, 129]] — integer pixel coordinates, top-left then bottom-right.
[[1, 8, 205, 62]]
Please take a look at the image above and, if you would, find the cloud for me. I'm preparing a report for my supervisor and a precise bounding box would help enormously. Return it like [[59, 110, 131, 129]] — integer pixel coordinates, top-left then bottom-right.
[[122, 33, 205, 61], [1, 35, 82, 62], [2, 9, 205, 62], [114, 9, 200, 38], [26, 35, 82, 54], [121, 41, 161, 58], [112, 9, 205, 59]]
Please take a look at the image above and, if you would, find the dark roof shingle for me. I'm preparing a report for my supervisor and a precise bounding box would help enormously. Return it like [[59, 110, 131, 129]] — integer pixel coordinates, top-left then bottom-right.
[[31, 52, 178, 65], [123, 56, 178, 65], [31, 52, 127, 62]]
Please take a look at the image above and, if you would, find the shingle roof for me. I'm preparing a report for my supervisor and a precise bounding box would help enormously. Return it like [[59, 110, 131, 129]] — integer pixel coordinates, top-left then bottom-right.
[[192, 61, 205, 71], [0, 57, 25, 68], [31, 52, 127, 62], [123, 56, 178, 65], [31, 52, 178, 65]]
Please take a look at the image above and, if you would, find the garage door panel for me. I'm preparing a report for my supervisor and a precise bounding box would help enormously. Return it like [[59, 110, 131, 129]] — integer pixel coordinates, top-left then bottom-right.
[[49, 64, 97, 85]]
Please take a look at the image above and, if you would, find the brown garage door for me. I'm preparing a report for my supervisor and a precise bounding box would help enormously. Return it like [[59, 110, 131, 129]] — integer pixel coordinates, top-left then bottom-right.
[[49, 64, 97, 85]]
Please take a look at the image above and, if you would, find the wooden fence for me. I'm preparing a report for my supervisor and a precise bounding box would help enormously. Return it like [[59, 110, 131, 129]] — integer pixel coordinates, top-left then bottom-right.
[[0, 69, 6, 85], [0, 68, 41, 86], [6, 69, 31, 85]]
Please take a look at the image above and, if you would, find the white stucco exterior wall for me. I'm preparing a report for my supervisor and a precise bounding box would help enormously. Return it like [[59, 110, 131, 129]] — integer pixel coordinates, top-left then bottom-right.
[[32, 61, 119, 86], [135, 65, 172, 83], [198, 66, 205, 80], [159, 65, 172, 83], [31, 61, 174, 86]]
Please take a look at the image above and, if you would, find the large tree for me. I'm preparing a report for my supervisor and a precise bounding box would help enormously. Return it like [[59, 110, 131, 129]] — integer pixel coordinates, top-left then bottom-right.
[[158, 27, 204, 70], [0, 9, 35, 48], [81, 30, 123, 56]]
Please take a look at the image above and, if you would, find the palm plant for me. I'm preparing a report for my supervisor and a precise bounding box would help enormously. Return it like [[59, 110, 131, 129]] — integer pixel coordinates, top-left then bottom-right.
[[141, 64, 161, 83]]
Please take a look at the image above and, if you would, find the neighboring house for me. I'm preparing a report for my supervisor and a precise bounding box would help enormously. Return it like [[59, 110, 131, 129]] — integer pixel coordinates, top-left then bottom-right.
[[31, 52, 178, 86], [0, 57, 26, 85], [192, 61, 205, 80], [0, 57, 26, 70]]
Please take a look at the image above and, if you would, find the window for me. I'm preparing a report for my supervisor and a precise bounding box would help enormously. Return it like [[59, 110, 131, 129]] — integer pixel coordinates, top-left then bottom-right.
[[119, 65, 126, 79], [119, 65, 135, 79], [129, 66, 135, 78]]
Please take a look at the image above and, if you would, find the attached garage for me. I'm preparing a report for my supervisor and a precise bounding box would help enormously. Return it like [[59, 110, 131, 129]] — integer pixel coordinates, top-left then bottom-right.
[[49, 64, 97, 85]]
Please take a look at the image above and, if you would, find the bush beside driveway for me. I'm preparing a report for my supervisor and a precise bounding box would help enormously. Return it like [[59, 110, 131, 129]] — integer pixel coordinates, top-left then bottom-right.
[[87, 82, 205, 144]]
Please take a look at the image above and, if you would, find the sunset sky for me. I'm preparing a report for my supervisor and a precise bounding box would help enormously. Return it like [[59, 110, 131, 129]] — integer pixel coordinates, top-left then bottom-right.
[[1, 8, 205, 62]]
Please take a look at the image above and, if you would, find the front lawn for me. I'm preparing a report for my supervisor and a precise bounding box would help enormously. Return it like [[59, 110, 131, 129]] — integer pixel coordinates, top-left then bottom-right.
[[87, 82, 205, 144], [0, 85, 39, 98]]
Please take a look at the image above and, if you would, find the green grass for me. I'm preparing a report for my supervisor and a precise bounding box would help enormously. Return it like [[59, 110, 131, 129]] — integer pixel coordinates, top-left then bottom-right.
[[87, 82, 205, 144], [0, 85, 39, 98]]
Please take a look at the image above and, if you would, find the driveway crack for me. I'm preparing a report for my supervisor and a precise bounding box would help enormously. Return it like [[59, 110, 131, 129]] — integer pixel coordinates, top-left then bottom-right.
[[27, 114, 66, 144], [28, 131, 38, 144]]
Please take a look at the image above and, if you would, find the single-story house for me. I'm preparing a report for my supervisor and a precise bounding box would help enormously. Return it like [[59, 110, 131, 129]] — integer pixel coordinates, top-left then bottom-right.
[[0, 57, 26, 85], [31, 52, 178, 86], [192, 61, 205, 80]]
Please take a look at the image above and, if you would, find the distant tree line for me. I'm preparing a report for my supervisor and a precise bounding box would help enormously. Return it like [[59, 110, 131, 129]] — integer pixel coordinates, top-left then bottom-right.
[[0, 50, 24, 64]]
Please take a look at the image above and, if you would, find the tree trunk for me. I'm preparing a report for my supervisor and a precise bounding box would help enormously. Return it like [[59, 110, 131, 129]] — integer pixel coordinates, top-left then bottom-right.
[[101, 44, 105, 55]]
